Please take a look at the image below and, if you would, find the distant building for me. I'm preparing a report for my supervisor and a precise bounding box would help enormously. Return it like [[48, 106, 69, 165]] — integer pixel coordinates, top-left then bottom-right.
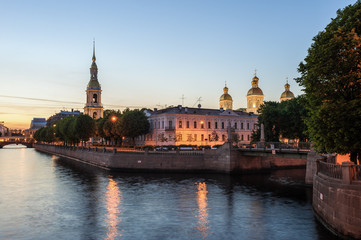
[[84, 41, 103, 119], [280, 78, 295, 102], [0, 122, 9, 137], [247, 71, 264, 113], [30, 118, 47, 130], [47, 109, 81, 127], [136, 105, 258, 146], [27, 118, 47, 137]]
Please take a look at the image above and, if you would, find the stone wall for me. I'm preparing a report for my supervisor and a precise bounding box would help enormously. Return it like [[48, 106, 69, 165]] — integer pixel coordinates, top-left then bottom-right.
[[313, 162, 361, 239], [34, 143, 307, 173]]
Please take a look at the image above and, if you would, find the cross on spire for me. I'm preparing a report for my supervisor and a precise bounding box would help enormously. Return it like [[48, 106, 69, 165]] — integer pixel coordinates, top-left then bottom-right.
[[254, 69, 257, 76]]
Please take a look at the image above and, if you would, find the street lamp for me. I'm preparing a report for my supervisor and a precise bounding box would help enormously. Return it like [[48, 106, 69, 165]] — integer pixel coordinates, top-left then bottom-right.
[[111, 116, 117, 122]]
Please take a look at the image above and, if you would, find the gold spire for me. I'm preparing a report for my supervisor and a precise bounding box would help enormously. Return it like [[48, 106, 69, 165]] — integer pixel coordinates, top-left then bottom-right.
[[92, 39, 96, 62]]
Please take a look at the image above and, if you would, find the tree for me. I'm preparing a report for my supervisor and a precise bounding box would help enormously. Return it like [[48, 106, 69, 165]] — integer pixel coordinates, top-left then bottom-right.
[[296, 1, 361, 163], [252, 96, 308, 142], [73, 114, 95, 145], [117, 109, 150, 145], [102, 110, 122, 145], [256, 101, 281, 142]]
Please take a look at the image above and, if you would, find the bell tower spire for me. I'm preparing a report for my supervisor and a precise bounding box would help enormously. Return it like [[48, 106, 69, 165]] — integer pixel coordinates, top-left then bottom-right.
[[92, 39, 96, 62], [84, 40, 103, 119]]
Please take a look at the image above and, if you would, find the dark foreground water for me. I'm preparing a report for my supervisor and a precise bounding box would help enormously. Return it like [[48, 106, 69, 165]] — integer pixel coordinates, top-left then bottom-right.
[[0, 146, 337, 240]]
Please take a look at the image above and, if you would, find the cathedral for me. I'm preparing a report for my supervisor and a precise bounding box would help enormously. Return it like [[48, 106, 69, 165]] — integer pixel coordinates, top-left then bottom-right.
[[84, 41, 104, 119], [217, 72, 295, 114]]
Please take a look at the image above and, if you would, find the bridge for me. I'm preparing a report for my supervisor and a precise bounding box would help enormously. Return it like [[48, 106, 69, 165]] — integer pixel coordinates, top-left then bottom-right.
[[0, 137, 34, 148]]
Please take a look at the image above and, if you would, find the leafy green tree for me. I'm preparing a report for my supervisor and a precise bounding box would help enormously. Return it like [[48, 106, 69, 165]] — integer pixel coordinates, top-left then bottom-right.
[[117, 109, 150, 145], [45, 127, 55, 143], [73, 114, 95, 145], [252, 96, 308, 142], [256, 101, 281, 142], [33, 127, 43, 142], [296, 1, 361, 163]]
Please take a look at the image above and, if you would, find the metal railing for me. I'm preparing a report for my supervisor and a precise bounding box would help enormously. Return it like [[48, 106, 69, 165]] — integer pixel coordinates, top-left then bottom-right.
[[318, 161, 343, 179], [255, 142, 311, 150], [355, 165, 361, 181]]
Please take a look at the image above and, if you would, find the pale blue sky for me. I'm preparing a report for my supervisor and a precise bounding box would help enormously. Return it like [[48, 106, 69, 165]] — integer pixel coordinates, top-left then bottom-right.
[[0, 0, 353, 128]]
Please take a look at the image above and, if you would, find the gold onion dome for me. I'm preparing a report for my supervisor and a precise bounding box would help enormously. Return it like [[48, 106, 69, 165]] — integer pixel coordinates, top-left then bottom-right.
[[247, 87, 264, 96], [281, 90, 295, 98], [220, 85, 233, 100], [247, 72, 263, 96], [280, 78, 294, 99]]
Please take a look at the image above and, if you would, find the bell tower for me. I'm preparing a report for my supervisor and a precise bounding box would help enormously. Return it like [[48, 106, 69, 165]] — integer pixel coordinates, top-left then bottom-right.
[[84, 41, 103, 119]]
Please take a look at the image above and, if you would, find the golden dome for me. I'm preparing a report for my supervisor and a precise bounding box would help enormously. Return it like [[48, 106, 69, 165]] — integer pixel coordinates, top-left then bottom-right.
[[220, 85, 233, 100], [248, 72, 263, 96], [280, 78, 294, 100], [247, 87, 264, 96], [281, 91, 294, 98], [220, 93, 233, 101]]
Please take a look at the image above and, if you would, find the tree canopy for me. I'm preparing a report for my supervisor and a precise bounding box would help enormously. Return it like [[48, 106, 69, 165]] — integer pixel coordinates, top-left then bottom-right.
[[296, 1, 361, 163], [117, 109, 150, 144], [251, 96, 308, 142]]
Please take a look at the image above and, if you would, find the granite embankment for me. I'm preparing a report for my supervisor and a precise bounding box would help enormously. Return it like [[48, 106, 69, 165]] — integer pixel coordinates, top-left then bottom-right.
[[34, 143, 307, 173], [313, 161, 361, 239]]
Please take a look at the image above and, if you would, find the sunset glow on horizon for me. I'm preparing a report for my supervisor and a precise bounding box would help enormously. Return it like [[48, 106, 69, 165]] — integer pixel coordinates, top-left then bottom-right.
[[0, 0, 351, 129]]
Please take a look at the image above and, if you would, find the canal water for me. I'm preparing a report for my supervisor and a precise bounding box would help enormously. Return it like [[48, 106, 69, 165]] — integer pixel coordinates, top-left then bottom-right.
[[0, 146, 337, 240]]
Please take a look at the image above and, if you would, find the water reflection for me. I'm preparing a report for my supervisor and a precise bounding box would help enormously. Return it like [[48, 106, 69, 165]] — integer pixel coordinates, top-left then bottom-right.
[[105, 177, 122, 240], [195, 182, 209, 239]]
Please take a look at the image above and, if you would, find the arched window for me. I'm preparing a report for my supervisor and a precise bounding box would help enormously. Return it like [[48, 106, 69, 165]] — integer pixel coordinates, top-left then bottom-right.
[[93, 112, 97, 119], [92, 94, 98, 103]]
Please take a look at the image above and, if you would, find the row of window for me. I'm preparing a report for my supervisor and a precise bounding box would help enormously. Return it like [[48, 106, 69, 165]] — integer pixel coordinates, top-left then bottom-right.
[[144, 133, 250, 142], [152, 120, 256, 130]]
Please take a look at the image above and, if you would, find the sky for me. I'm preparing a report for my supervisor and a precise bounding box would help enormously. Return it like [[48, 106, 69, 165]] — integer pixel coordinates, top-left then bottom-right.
[[0, 0, 354, 129]]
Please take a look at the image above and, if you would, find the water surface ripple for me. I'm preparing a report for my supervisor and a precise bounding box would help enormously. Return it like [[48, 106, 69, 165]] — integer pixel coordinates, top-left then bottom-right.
[[0, 147, 336, 240]]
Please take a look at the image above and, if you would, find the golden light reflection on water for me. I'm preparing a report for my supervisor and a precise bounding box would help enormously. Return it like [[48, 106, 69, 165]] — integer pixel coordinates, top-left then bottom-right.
[[105, 178, 122, 240], [196, 182, 209, 239]]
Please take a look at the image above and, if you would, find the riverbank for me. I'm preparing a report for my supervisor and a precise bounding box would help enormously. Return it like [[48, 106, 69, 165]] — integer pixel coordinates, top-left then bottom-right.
[[34, 143, 307, 174]]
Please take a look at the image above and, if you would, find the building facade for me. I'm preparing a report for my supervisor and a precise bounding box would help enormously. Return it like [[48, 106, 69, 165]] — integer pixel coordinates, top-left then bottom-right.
[[46, 110, 81, 127], [84, 41, 103, 119], [138, 106, 258, 146], [247, 72, 264, 113]]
